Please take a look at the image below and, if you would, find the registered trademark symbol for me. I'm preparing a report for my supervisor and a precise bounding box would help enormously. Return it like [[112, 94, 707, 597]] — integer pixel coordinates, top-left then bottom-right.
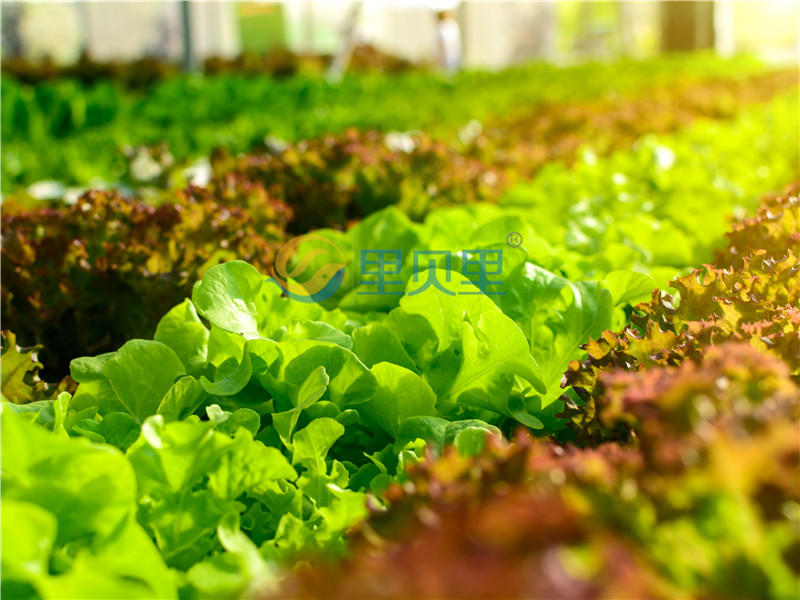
[[506, 231, 522, 248]]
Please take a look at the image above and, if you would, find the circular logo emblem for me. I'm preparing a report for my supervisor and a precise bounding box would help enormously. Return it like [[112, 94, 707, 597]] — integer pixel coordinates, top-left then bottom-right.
[[506, 231, 523, 248], [269, 234, 346, 303]]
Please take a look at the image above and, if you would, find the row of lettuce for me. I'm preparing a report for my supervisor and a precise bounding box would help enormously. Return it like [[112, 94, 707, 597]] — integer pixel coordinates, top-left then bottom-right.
[[284, 183, 800, 598], [1, 46, 420, 90], [3, 85, 798, 379], [2, 93, 798, 597], [1, 54, 788, 191]]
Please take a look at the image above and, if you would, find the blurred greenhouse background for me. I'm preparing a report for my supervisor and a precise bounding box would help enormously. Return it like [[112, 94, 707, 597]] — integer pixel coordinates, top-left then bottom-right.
[[2, 1, 798, 70]]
